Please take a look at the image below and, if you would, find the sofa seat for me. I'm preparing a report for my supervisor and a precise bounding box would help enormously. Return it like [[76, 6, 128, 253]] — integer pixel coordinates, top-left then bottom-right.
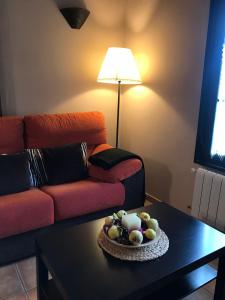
[[0, 189, 54, 239], [41, 178, 125, 221]]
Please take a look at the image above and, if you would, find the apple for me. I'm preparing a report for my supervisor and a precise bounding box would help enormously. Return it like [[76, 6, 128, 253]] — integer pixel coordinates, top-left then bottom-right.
[[144, 229, 156, 240], [129, 230, 143, 246], [117, 210, 127, 218], [146, 218, 159, 231], [108, 225, 120, 240], [139, 212, 151, 222], [105, 216, 113, 226]]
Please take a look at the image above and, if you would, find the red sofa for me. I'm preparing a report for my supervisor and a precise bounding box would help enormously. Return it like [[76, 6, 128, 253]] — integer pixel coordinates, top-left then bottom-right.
[[0, 111, 145, 265]]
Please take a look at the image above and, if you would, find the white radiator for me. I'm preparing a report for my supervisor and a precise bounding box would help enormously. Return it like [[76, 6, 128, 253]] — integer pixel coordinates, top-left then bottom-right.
[[192, 168, 225, 231]]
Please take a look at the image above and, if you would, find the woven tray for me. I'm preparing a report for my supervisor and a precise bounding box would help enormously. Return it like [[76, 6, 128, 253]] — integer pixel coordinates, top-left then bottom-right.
[[98, 228, 169, 261]]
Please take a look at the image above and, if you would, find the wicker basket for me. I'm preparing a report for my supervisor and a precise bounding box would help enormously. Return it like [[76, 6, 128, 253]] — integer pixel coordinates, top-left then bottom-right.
[[98, 228, 169, 262]]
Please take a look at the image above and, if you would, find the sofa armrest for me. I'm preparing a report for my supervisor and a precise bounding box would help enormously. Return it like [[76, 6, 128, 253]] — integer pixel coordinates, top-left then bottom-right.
[[91, 144, 112, 155], [89, 158, 142, 183]]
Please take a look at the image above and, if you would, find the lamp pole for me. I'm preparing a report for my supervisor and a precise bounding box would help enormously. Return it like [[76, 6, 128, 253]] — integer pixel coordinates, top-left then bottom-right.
[[116, 80, 121, 148]]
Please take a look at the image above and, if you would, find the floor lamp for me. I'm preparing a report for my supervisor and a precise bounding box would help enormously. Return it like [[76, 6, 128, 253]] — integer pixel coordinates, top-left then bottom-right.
[[97, 47, 142, 148]]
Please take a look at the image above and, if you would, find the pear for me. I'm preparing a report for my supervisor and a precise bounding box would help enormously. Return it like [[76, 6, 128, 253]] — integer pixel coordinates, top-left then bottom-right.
[[129, 230, 143, 246], [144, 229, 156, 240], [146, 218, 159, 231], [139, 212, 151, 222], [108, 225, 120, 240], [113, 213, 119, 220], [117, 210, 127, 218]]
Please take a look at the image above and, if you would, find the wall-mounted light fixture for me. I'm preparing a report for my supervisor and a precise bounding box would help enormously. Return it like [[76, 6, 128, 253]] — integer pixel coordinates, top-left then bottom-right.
[[60, 7, 90, 29]]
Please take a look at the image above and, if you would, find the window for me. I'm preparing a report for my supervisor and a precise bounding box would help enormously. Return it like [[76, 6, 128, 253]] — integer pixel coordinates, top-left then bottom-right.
[[194, 0, 225, 172], [211, 41, 225, 158]]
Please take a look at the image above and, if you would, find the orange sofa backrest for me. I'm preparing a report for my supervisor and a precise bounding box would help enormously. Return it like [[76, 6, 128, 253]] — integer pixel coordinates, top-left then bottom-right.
[[24, 111, 107, 150], [0, 116, 24, 154]]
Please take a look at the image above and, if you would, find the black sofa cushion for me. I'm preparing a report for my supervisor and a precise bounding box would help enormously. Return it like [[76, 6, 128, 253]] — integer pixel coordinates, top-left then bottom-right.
[[42, 142, 88, 185], [0, 152, 31, 196]]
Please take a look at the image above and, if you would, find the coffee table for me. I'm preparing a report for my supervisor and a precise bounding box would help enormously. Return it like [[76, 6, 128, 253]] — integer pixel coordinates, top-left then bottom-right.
[[36, 202, 225, 300]]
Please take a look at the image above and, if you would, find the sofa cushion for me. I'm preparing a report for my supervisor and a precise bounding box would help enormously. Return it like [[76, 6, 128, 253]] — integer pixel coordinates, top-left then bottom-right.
[[0, 152, 31, 196], [41, 179, 125, 221], [0, 116, 24, 154], [42, 143, 88, 185], [24, 111, 107, 150], [89, 159, 142, 183], [0, 189, 54, 238]]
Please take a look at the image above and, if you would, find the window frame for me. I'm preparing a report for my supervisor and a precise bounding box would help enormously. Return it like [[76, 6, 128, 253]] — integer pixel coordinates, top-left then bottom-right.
[[194, 0, 225, 172]]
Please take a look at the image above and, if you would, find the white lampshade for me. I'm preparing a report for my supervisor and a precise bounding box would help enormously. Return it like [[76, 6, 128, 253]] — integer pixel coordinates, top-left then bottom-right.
[[97, 47, 142, 85]]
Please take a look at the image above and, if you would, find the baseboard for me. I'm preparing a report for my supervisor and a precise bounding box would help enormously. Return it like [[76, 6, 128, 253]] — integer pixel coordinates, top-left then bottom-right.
[[145, 193, 161, 203]]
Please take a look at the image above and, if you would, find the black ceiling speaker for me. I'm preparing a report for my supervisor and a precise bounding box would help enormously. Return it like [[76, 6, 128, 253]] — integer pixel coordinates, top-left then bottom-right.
[[60, 7, 90, 29]]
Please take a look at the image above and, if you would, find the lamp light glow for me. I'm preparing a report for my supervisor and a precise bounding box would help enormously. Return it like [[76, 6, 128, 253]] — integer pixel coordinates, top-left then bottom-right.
[[97, 47, 142, 85], [97, 47, 141, 147]]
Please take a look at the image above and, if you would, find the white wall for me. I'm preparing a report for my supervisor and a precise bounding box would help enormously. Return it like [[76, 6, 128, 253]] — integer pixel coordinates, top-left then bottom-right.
[[121, 0, 210, 212], [0, 0, 126, 145], [0, 0, 211, 212]]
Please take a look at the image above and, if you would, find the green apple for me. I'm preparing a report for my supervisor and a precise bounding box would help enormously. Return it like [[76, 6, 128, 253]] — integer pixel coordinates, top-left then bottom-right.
[[139, 212, 151, 222], [105, 216, 113, 226], [146, 218, 159, 231], [117, 210, 127, 218], [108, 225, 120, 240], [129, 230, 143, 246], [144, 229, 156, 240]]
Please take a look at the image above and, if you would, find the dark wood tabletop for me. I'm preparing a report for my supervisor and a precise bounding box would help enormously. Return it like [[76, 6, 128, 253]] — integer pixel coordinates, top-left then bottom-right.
[[36, 202, 225, 300]]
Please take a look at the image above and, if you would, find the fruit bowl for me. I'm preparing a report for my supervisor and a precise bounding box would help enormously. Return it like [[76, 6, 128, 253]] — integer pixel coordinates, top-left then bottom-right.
[[102, 210, 160, 248], [103, 227, 161, 249]]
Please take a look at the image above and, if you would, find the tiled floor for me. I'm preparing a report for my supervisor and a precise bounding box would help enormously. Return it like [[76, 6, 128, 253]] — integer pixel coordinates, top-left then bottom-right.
[[0, 257, 37, 300], [0, 256, 216, 300]]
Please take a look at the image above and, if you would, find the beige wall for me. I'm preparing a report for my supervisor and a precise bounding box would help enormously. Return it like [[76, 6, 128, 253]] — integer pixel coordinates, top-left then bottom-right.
[[120, 0, 210, 212], [0, 0, 126, 145], [0, 0, 211, 212]]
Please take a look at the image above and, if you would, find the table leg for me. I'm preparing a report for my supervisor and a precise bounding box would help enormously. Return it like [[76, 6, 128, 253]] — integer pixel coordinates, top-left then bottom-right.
[[36, 248, 48, 300], [214, 255, 225, 300]]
